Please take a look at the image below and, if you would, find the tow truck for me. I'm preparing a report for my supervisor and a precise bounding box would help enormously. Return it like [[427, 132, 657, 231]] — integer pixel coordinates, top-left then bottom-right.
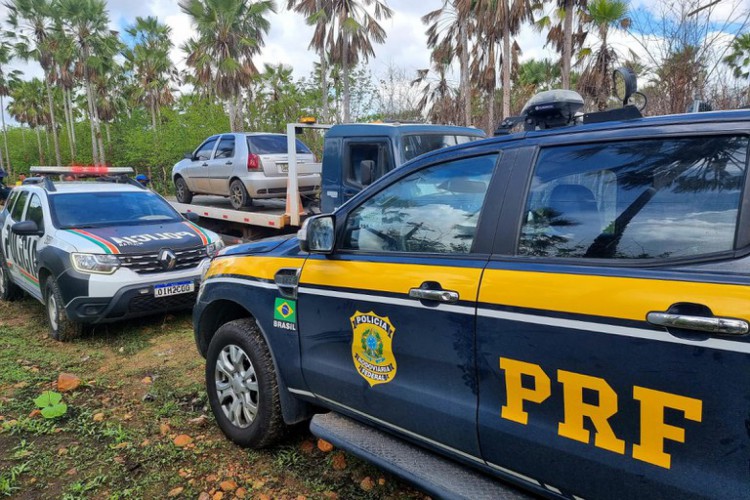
[[170, 120, 485, 239]]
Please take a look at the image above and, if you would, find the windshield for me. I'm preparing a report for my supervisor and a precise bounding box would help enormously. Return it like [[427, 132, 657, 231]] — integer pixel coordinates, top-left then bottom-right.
[[401, 133, 483, 162], [50, 191, 183, 229], [247, 135, 312, 155]]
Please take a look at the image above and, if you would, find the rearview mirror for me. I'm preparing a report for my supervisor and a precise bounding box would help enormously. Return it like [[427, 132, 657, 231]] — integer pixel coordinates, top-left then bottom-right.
[[11, 220, 42, 236], [298, 215, 335, 254], [184, 212, 200, 222], [184, 152, 193, 160], [360, 160, 375, 186]]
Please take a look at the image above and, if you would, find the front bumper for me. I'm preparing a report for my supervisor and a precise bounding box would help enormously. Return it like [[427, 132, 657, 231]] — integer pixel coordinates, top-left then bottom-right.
[[65, 276, 201, 324]]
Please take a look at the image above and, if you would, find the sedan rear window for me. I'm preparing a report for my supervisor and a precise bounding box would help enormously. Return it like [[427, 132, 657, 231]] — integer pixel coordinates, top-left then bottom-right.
[[50, 191, 183, 229], [247, 135, 312, 155]]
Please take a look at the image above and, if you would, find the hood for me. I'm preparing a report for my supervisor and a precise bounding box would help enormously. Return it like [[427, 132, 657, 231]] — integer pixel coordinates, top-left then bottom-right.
[[63, 220, 214, 255], [219, 234, 296, 257]]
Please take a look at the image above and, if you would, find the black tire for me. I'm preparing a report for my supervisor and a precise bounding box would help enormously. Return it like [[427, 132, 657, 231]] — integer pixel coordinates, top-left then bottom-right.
[[0, 259, 21, 301], [45, 277, 85, 342], [206, 318, 286, 448], [229, 180, 251, 210], [174, 177, 193, 204]]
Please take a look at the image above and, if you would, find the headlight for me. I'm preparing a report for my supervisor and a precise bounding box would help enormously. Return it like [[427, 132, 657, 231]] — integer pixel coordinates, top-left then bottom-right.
[[71, 253, 121, 274], [206, 240, 225, 257]]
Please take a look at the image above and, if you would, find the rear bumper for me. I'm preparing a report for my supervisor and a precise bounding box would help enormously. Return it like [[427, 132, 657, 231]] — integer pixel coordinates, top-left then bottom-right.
[[244, 174, 320, 199]]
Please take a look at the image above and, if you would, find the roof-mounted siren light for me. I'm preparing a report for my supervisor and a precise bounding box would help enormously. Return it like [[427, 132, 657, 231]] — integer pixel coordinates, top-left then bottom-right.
[[494, 90, 584, 135], [613, 67, 638, 106]]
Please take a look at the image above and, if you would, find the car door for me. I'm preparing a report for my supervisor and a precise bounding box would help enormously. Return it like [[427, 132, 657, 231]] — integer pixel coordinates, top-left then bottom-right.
[[2, 190, 41, 297], [476, 132, 750, 499], [208, 135, 237, 194], [185, 137, 219, 193], [296, 151, 503, 460]]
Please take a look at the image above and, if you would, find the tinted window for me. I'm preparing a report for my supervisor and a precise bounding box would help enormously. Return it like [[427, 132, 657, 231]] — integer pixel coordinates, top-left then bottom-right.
[[195, 138, 218, 161], [25, 194, 44, 232], [247, 135, 312, 154], [401, 133, 482, 162], [342, 155, 496, 253], [519, 136, 748, 259], [10, 190, 28, 220], [347, 142, 392, 185], [215, 136, 235, 159], [50, 191, 182, 229], [5, 190, 19, 214]]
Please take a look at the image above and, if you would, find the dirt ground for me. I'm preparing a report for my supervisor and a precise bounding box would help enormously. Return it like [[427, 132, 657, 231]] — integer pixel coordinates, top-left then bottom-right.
[[0, 296, 425, 500]]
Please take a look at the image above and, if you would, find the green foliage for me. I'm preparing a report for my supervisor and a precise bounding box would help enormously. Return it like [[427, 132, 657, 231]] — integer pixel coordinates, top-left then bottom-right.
[[0, 461, 30, 497], [34, 390, 68, 419]]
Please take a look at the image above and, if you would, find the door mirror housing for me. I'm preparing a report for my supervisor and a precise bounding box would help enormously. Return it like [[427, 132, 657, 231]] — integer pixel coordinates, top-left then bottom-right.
[[184, 152, 193, 160], [11, 220, 42, 236], [298, 215, 335, 254], [360, 160, 375, 186], [184, 212, 200, 223]]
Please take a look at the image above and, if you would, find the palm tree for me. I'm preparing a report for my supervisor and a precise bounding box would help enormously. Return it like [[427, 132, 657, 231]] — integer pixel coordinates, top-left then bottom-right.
[[536, 0, 589, 90], [287, 0, 331, 121], [8, 78, 48, 163], [180, 0, 276, 132], [578, 0, 629, 111], [0, 42, 21, 172], [123, 16, 177, 131], [57, 0, 114, 165], [422, 0, 475, 126], [473, 0, 535, 121], [322, 0, 393, 123], [5, 0, 62, 165], [724, 33, 750, 104], [47, 24, 78, 161]]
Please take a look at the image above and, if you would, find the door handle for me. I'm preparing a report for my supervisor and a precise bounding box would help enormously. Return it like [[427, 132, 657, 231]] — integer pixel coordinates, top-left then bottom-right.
[[201, 162, 208, 167], [408, 287, 459, 304], [647, 311, 749, 336], [225, 161, 233, 165]]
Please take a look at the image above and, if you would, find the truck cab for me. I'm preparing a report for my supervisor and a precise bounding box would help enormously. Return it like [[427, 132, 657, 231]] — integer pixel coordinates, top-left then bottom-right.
[[320, 123, 485, 213]]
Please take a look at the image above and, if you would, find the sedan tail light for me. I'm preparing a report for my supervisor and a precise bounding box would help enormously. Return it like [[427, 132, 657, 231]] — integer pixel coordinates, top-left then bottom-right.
[[247, 153, 260, 171]]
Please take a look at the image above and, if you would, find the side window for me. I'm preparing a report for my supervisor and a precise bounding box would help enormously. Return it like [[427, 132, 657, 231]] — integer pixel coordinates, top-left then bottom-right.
[[5, 190, 19, 214], [342, 154, 497, 254], [519, 136, 748, 259], [346, 142, 392, 186], [24, 194, 44, 232], [10, 190, 29, 221], [195, 138, 218, 161], [214, 136, 235, 159]]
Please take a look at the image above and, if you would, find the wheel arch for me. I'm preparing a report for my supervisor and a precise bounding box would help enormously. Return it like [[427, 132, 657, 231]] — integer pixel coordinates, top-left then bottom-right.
[[196, 298, 316, 425]]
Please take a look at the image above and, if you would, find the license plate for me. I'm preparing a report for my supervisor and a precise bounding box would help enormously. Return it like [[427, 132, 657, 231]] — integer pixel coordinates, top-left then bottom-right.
[[278, 163, 289, 173], [154, 281, 195, 298]]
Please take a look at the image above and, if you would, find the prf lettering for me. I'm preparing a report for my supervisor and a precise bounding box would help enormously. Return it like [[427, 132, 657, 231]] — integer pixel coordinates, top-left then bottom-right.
[[499, 357, 702, 469]]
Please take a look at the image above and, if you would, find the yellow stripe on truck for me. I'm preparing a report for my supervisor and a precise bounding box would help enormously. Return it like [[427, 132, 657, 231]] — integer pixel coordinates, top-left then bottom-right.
[[479, 269, 750, 322], [205, 256, 303, 281], [301, 259, 482, 298]]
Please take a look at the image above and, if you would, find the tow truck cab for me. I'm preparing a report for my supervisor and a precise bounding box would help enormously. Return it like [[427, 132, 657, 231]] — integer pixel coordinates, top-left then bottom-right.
[[319, 123, 485, 213]]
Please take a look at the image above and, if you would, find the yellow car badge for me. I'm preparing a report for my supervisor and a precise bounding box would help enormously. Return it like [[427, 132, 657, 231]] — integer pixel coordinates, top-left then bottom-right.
[[350, 311, 397, 386]]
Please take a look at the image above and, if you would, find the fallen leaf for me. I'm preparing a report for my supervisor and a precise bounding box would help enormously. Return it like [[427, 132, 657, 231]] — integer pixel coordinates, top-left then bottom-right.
[[188, 415, 209, 426], [57, 373, 81, 392], [197, 493, 211, 500], [140, 439, 151, 447], [235, 487, 247, 499], [212, 493, 224, 500], [160, 423, 171, 435], [28, 409, 42, 418], [173, 434, 193, 447], [219, 480, 237, 492], [141, 376, 152, 384], [168, 487, 184, 497], [123, 413, 132, 421], [331, 453, 347, 471], [113, 442, 130, 449], [322, 492, 338, 500], [66, 468, 77, 476], [299, 440, 314, 454], [93, 413, 105, 422], [378, 477, 386, 486], [258, 495, 270, 500], [252, 480, 265, 489], [58, 447, 68, 456], [317, 439, 334, 453], [360, 477, 375, 492]]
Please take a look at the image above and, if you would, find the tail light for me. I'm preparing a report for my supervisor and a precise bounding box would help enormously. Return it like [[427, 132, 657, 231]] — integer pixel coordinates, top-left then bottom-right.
[[247, 154, 260, 171]]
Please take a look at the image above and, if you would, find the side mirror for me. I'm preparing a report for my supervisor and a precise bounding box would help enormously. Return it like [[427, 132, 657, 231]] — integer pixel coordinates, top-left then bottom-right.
[[298, 215, 335, 254], [12, 220, 42, 236], [184, 212, 200, 222], [360, 160, 375, 186], [184, 152, 193, 160]]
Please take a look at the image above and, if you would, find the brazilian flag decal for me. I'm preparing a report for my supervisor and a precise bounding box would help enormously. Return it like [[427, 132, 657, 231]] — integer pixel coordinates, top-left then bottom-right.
[[274, 298, 296, 323]]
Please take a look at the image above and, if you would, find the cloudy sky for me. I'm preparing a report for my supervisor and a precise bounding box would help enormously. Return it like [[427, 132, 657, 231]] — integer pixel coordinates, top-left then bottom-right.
[[1, 0, 749, 90]]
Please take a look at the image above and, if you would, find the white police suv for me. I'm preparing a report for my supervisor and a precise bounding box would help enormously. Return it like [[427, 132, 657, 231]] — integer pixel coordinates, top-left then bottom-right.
[[0, 167, 223, 340]]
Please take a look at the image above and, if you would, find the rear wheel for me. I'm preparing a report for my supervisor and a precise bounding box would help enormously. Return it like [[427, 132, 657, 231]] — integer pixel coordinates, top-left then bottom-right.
[[0, 259, 21, 301], [45, 277, 85, 341], [229, 180, 251, 210], [206, 318, 286, 448], [174, 177, 193, 204]]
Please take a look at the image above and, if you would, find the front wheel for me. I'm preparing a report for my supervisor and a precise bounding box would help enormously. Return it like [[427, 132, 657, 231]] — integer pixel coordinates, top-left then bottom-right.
[[45, 277, 85, 341], [174, 177, 193, 204], [206, 318, 286, 448], [229, 180, 251, 210], [0, 259, 21, 301]]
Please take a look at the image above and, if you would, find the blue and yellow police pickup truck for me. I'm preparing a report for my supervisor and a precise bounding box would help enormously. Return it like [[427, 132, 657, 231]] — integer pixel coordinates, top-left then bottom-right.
[[193, 89, 750, 499]]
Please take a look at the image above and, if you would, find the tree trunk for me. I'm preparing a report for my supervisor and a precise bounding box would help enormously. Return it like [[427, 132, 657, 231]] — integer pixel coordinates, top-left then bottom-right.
[[459, 18, 471, 126], [150, 99, 157, 131], [85, 81, 99, 165], [35, 127, 44, 164], [502, 0, 511, 120], [227, 98, 237, 132], [342, 34, 351, 123], [235, 93, 245, 131], [0, 93, 10, 174], [62, 88, 74, 161], [562, 0, 573, 90], [44, 77, 62, 165], [67, 89, 77, 159]]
